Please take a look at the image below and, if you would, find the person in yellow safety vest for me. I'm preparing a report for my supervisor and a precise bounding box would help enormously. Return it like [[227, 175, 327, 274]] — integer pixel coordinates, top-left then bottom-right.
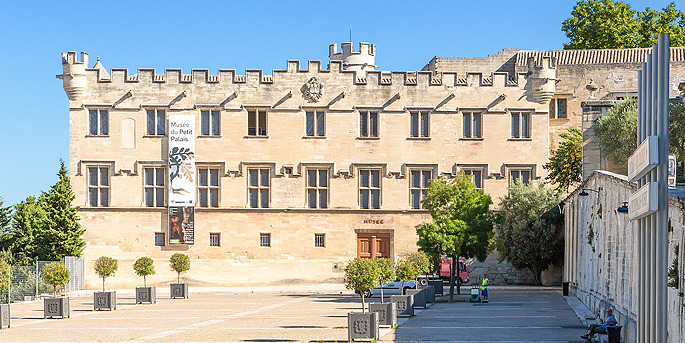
[[481, 274, 489, 303]]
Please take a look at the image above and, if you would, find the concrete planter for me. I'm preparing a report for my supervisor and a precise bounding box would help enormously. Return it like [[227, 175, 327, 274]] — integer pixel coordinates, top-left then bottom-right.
[[391, 294, 414, 316], [420, 285, 435, 303], [44, 297, 70, 319], [94, 291, 116, 311], [369, 302, 396, 327], [170, 283, 188, 299], [406, 288, 426, 308], [347, 311, 379, 341], [0, 304, 9, 329], [135, 287, 156, 304], [428, 280, 443, 295]]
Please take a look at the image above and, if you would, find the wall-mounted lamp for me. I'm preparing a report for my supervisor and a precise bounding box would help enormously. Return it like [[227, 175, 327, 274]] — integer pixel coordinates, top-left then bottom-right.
[[579, 188, 600, 196], [617, 202, 629, 213]]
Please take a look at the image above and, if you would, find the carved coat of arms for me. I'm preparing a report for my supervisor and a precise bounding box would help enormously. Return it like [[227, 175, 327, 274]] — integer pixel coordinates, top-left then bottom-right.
[[303, 77, 324, 102]]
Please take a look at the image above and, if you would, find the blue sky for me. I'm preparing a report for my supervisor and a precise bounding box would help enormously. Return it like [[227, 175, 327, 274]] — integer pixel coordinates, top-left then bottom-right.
[[0, 0, 679, 207]]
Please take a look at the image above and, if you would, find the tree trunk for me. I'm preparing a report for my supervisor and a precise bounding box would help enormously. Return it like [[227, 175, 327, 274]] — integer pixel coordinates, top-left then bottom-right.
[[144, 275, 147, 287], [102, 277, 105, 292], [380, 281, 384, 303], [178, 272, 180, 284], [448, 257, 456, 303], [361, 293, 366, 313]]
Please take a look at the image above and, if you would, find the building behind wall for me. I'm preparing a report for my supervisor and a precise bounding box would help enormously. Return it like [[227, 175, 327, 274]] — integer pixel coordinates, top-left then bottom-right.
[[60, 43, 558, 288]]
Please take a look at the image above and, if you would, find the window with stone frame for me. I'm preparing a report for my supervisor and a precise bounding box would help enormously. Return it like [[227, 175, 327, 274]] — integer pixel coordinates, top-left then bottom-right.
[[209, 232, 220, 247], [359, 169, 381, 209], [200, 109, 220, 136], [247, 109, 268, 136], [248, 168, 270, 208], [314, 233, 325, 248], [146, 108, 166, 135], [463, 169, 484, 189], [549, 98, 567, 119], [155, 232, 165, 247], [89, 109, 109, 135], [410, 111, 430, 138], [462, 111, 482, 138], [144, 167, 165, 207], [409, 169, 432, 209], [306, 110, 325, 137], [260, 233, 271, 247], [511, 111, 531, 138], [359, 111, 379, 138], [307, 169, 328, 208], [198, 167, 220, 208], [509, 169, 532, 185], [88, 166, 109, 207]]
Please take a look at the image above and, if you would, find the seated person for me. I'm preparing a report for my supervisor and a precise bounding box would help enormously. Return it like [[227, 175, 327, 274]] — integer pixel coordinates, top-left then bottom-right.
[[581, 308, 618, 340]]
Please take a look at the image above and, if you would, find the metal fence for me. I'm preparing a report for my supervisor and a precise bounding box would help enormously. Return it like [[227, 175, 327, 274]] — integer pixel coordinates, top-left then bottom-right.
[[1, 256, 85, 303]]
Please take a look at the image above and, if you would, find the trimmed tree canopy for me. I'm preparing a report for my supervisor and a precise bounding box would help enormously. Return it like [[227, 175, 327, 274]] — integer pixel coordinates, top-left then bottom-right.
[[94, 256, 118, 291], [169, 253, 190, 283], [42, 262, 70, 295], [343, 257, 380, 312], [133, 257, 155, 287]]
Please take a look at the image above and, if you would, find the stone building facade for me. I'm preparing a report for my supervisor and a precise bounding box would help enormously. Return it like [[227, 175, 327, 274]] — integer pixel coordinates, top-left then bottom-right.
[[59, 43, 685, 289]]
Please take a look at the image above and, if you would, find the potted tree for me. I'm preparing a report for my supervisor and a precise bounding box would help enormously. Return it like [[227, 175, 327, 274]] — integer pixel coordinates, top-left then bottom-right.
[[169, 253, 190, 299], [343, 257, 380, 341], [133, 257, 156, 304], [93, 256, 118, 310], [398, 255, 427, 308], [0, 259, 10, 329], [42, 262, 70, 319], [391, 257, 418, 316], [411, 252, 436, 303], [369, 258, 397, 327]]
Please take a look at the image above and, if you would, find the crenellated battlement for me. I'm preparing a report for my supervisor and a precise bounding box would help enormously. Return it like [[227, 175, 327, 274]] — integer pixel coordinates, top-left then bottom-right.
[[526, 56, 558, 104], [62, 51, 89, 66], [329, 42, 376, 73], [58, 51, 89, 100]]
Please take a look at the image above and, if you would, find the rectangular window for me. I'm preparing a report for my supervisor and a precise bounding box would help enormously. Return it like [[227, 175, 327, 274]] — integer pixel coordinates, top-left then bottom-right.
[[315, 233, 325, 248], [248, 109, 268, 136], [146, 109, 166, 135], [144, 167, 165, 207], [549, 99, 567, 119], [307, 169, 328, 208], [410, 111, 429, 137], [201, 110, 220, 136], [209, 233, 220, 247], [260, 233, 271, 247], [359, 169, 381, 209], [510, 170, 531, 185], [360, 111, 379, 137], [248, 168, 270, 208], [463, 112, 482, 138], [511, 112, 530, 138], [89, 109, 108, 135], [306, 111, 325, 136], [463, 169, 483, 189], [155, 232, 165, 247], [198, 168, 220, 208], [88, 166, 109, 207], [410, 170, 432, 209]]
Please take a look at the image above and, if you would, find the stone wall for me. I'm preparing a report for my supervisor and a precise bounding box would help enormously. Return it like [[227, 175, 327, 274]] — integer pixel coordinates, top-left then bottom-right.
[[564, 171, 685, 343]]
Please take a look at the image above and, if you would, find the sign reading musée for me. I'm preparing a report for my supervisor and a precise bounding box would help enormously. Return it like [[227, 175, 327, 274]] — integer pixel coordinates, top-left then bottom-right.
[[168, 115, 195, 245]]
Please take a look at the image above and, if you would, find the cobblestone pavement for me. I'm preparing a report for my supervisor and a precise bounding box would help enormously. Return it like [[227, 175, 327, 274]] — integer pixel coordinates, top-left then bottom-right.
[[0, 286, 587, 343]]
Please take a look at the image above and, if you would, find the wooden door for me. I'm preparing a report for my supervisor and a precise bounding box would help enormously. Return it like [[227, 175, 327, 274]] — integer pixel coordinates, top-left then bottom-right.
[[357, 233, 390, 259]]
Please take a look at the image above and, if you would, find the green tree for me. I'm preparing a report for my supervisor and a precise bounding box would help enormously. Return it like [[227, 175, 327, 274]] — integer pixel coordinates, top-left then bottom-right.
[[544, 127, 583, 192], [637, 3, 685, 47], [562, 0, 639, 49], [42, 262, 70, 296], [93, 256, 118, 291], [36, 161, 85, 261], [374, 257, 395, 303], [595, 98, 685, 166], [496, 181, 564, 285], [416, 173, 494, 302], [0, 196, 45, 266], [0, 260, 9, 303], [169, 253, 190, 284], [133, 257, 155, 287], [0, 198, 11, 235], [343, 257, 380, 312]]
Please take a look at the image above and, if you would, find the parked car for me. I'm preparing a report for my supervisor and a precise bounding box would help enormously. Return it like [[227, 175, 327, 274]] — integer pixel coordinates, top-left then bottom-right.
[[358, 279, 418, 298], [415, 259, 470, 286]]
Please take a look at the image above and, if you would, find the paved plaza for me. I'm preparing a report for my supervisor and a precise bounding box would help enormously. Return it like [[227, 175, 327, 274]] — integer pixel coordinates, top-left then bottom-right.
[[1, 286, 588, 342]]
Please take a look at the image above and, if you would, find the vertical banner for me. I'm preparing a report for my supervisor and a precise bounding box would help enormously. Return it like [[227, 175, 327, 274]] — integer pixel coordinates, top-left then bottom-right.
[[168, 115, 195, 245]]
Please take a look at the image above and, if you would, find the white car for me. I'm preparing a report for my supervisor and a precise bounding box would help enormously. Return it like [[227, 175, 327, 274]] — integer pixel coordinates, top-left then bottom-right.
[[362, 279, 418, 298]]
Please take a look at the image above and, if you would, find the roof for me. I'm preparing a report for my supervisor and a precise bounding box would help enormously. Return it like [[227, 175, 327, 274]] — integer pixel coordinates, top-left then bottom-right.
[[516, 47, 685, 66]]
